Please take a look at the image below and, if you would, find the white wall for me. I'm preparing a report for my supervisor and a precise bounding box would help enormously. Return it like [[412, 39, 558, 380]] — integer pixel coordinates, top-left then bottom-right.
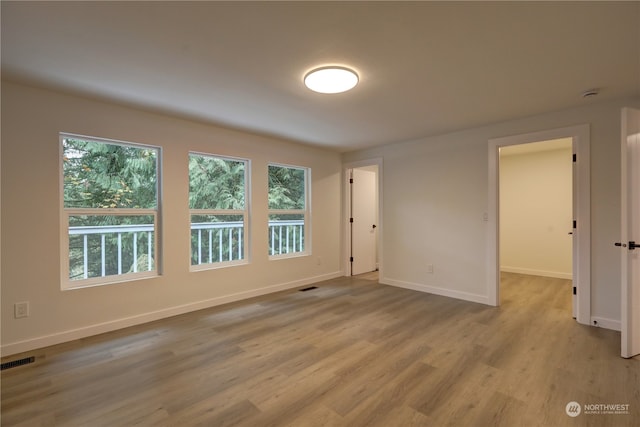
[[1, 81, 343, 355], [500, 147, 573, 279], [343, 96, 640, 326]]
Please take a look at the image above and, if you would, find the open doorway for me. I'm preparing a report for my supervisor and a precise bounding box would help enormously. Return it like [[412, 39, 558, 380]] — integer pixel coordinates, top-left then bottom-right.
[[350, 166, 378, 276], [499, 139, 573, 315], [487, 125, 591, 325], [344, 159, 382, 279]]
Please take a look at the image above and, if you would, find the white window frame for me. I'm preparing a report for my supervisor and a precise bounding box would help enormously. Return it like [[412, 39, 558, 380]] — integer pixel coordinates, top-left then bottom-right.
[[189, 152, 250, 271], [268, 163, 311, 260], [60, 133, 161, 290]]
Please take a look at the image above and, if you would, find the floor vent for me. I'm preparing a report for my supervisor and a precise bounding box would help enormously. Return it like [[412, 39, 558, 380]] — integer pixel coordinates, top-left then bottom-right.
[[299, 286, 318, 292], [1, 356, 35, 371]]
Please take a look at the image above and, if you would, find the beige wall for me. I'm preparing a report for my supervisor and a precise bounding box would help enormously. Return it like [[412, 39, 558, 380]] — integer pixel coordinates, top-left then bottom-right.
[[500, 147, 573, 279], [1, 81, 343, 355], [3, 77, 639, 353], [344, 95, 640, 327]]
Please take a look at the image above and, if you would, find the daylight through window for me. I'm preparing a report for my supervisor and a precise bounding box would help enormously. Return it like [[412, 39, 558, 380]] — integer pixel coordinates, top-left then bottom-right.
[[268, 164, 310, 258], [61, 134, 160, 288], [189, 153, 249, 269]]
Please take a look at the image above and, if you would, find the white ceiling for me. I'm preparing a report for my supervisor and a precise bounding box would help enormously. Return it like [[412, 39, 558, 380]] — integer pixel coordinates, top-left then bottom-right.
[[2, 1, 639, 152]]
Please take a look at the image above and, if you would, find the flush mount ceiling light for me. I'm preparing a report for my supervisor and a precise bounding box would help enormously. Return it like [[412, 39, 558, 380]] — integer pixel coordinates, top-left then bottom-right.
[[304, 66, 359, 94]]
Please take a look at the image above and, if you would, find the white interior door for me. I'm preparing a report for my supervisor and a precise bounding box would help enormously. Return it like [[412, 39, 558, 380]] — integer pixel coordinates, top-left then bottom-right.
[[351, 167, 377, 275], [621, 107, 640, 359], [572, 141, 578, 319]]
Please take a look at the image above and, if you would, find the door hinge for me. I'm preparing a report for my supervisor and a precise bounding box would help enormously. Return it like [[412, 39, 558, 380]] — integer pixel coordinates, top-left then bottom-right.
[[573, 154, 577, 162], [349, 178, 353, 184], [350, 257, 354, 262], [350, 218, 354, 223], [573, 220, 576, 229], [573, 287, 577, 295]]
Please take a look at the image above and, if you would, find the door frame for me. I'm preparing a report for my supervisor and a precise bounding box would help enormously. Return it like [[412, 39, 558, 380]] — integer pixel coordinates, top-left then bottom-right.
[[343, 158, 383, 277], [487, 124, 591, 325]]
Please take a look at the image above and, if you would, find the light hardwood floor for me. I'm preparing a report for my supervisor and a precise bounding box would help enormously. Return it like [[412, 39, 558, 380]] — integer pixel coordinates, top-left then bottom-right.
[[2, 272, 639, 426]]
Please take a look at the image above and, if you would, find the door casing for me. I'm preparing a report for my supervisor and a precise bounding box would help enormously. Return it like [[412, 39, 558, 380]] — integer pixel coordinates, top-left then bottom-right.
[[343, 158, 383, 277], [487, 125, 591, 325]]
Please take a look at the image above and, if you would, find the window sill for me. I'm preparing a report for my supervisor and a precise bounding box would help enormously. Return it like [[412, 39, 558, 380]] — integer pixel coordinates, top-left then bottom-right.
[[61, 271, 159, 291], [269, 252, 310, 261], [190, 259, 249, 272]]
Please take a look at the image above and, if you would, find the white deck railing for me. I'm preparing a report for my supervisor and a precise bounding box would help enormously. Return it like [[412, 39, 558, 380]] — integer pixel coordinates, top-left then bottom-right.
[[68, 220, 304, 279], [69, 224, 154, 279], [269, 220, 305, 256]]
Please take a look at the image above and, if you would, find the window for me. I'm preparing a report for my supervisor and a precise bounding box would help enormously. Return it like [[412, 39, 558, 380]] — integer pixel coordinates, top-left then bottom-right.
[[189, 153, 249, 269], [268, 164, 310, 258], [61, 134, 160, 288]]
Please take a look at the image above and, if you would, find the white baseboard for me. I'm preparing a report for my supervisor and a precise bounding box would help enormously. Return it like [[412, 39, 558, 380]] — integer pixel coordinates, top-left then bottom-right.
[[1, 271, 343, 357], [501, 266, 572, 280], [381, 277, 490, 305], [590, 316, 621, 331]]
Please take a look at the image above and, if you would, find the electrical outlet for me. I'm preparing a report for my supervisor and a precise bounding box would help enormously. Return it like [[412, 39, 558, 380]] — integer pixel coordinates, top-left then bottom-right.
[[14, 302, 29, 319], [426, 264, 434, 274], [316, 257, 322, 266]]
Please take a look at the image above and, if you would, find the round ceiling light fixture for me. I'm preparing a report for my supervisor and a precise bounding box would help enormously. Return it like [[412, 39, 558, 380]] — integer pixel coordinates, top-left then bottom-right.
[[304, 66, 359, 94]]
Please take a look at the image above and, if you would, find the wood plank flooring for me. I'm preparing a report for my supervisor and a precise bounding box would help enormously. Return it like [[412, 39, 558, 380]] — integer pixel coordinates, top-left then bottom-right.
[[2, 272, 639, 426]]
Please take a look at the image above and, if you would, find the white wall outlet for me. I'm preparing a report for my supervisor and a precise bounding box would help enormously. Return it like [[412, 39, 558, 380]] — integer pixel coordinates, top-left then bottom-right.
[[426, 264, 434, 274], [14, 301, 30, 319], [316, 256, 322, 266]]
